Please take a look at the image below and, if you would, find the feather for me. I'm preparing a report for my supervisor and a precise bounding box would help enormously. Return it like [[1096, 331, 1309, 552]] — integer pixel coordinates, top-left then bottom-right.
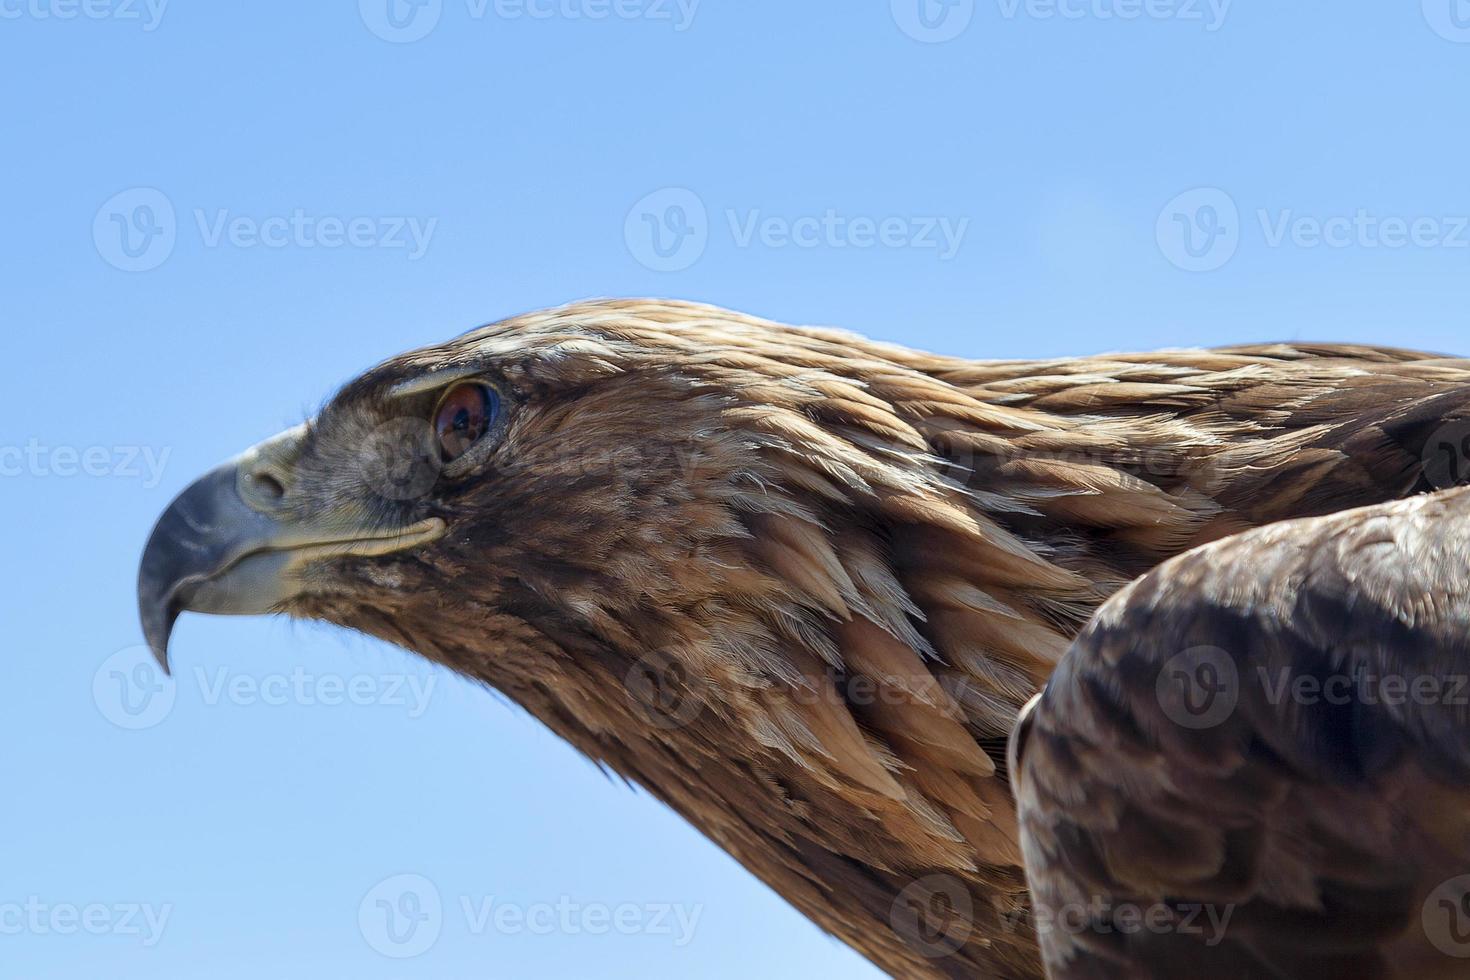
[[145, 299, 1470, 979]]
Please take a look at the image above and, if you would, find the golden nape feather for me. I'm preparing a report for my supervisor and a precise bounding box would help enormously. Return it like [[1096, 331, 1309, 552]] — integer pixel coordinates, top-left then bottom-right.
[[139, 300, 1470, 978]]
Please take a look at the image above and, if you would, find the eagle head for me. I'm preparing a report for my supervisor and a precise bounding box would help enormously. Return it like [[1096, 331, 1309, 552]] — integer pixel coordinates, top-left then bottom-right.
[[139, 299, 1028, 772], [143, 300, 828, 688]]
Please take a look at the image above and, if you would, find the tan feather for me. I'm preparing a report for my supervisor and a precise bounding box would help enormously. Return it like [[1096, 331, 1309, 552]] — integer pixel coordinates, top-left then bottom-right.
[[149, 299, 1470, 980]]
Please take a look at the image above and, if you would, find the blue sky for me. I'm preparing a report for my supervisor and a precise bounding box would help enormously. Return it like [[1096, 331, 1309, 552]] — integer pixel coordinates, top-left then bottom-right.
[[3, 2, 1469, 977]]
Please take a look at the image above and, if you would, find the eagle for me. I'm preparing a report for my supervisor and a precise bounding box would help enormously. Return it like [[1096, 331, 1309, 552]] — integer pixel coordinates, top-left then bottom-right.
[[1012, 486, 1470, 979], [137, 299, 1470, 978]]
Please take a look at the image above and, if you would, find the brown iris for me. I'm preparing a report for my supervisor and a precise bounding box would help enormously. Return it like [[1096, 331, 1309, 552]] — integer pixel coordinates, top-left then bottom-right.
[[433, 383, 499, 462]]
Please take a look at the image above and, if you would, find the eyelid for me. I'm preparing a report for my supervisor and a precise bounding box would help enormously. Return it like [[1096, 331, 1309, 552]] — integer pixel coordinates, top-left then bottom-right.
[[387, 366, 485, 401]]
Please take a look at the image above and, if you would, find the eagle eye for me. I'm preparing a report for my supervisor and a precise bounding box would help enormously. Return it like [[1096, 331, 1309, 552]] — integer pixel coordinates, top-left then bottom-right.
[[433, 382, 500, 462]]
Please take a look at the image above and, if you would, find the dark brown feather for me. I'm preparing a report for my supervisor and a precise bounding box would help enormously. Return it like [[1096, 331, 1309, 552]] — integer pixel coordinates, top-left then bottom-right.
[[1014, 487, 1470, 979]]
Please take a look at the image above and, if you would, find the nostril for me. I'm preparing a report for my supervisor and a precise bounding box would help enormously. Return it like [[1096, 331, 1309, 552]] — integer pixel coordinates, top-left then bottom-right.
[[250, 469, 287, 501]]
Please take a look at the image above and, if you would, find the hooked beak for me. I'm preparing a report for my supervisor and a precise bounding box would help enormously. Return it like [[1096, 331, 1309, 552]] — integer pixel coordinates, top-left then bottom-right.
[[137, 425, 446, 672]]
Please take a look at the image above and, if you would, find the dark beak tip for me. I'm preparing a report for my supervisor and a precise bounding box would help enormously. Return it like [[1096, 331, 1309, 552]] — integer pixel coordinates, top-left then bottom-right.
[[138, 531, 178, 675], [136, 460, 244, 677], [148, 637, 174, 676], [137, 589, 178, 676]]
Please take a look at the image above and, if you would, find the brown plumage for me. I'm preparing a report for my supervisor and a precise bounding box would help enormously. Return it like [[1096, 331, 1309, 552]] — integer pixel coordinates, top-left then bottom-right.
[[1012, 487, 1470, 978], [137, 299, 1470, 978]]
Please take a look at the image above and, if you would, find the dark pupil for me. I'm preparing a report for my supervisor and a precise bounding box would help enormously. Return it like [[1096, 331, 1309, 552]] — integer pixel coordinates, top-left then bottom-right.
[[438, 386, 492, 460]]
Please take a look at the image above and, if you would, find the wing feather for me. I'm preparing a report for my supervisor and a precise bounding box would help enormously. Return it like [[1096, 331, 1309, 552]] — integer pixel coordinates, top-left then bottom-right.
[[1015, 487, 1470, 979]]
